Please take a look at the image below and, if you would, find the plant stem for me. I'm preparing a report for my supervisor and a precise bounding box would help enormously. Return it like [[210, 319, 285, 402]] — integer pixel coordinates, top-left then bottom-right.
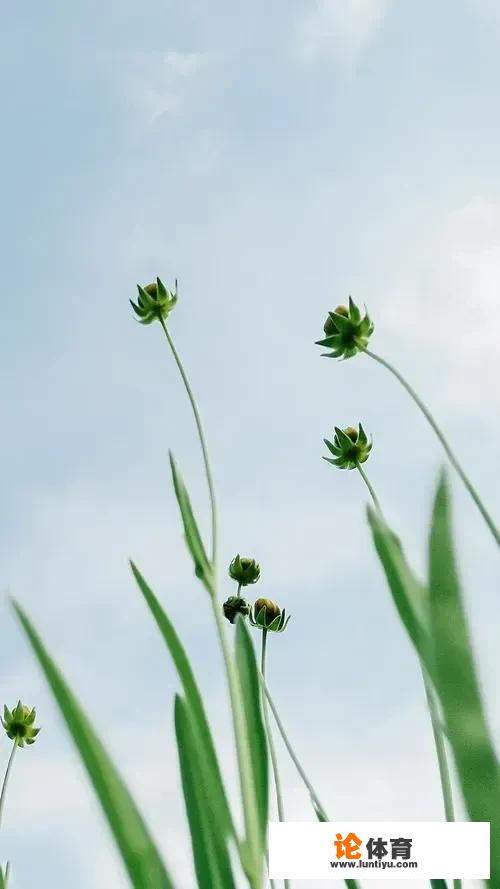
[[421, 666, 455, 822], [421, 666, 461, 889], [0, 742, 17, 831], [159, 321, 264, 886], [364, 349, 500, 548], [260, 630, 290, 889], [263, 684, 361, 889], [159, 318, 218, 567], [263, 680, 327, 819], [212, 600, 262, 889], [355, 462, 381, 512], [4, 862, 11, 889], [353, 441, 458, 889]]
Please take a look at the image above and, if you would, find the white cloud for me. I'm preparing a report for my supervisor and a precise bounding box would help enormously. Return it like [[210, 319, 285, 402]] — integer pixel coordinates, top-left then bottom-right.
[[99, 48, 214, 125], [377, 196, 500, 411], [296, 0, 393, 65]]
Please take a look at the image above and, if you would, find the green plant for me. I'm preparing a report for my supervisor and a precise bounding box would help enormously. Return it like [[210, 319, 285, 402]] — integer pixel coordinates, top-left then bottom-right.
[[368, 476, 499, 887], [317, 296, 500, 547], [7, 279, 497, 889], [324, 429, 462, 888], [0, 702, 40, 888]]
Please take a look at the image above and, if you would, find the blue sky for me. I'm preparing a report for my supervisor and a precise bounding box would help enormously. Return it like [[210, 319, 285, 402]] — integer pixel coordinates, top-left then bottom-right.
[[1, 1, 500, 887]]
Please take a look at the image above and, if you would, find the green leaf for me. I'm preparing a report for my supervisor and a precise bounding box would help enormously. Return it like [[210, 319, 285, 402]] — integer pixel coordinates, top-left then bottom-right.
[[430, 881, 448, 889], [357, 423, 368, 446], [130, 561, 234, 841], [174, 696, 236, 889], [13, 601, 175, 889], [428, 473, 500, 886], [315, 335, 340, 348], [323, 439, 340, 457], [330, 311, 352, 333], [367, 506, 433, 669], [169, 453, 214, 595], [234, 618, 268, 883], [348, 296, 361, 323]]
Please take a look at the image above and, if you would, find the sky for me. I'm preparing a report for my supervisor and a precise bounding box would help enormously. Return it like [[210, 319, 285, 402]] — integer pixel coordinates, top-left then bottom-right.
[[1, 1, 500, 887]]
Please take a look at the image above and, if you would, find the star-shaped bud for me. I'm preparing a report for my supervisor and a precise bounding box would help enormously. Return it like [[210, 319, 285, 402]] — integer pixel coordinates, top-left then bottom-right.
[[228, 555, 261, 587], [130, 277, 177, 325], [2, 702, 41, 747], [249, 598, 290, 633], [323, 423, 372, 470], [316, 297, 374, 359]]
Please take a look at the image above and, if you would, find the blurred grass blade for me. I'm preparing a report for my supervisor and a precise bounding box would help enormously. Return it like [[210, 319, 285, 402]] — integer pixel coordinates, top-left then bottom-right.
[[367, 506, 433, 670], [429, 474, 500, 886], [234, 618, 268, 882], [174, 695, 236, 889], [130, 561, 234, 842], [13, 601, 175, 889], [169, 453, 214, 595], [430, 881, 448, 889]]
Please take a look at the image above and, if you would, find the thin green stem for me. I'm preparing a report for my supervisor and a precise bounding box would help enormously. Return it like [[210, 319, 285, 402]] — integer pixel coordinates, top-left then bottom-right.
[[0, 742, 17, 831], [263, 683, 361, 889], [212, 599, 263, 889], [355, 462, 381, 513], [352, 428, 458, 889], [421, 666, 461, 889], [159, 318, 218, 567], [3, 862, 11, 889], [260, 631, 290, 889], [421, 666, 455, 822], [364, 349, 500, 548], [159, 319, 263, 886], [263, 680, 327, 819]]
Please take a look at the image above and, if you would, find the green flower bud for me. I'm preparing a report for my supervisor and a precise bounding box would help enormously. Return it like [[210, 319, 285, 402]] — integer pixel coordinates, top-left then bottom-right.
[[222, 596, 250, 624], [323, 423, 372, 470], [228, 555, 261, 586], [249, 598, 290, 633], [130, 277, 178, 325], [2, 702, 40, 747], [316, 296, 374, 359]]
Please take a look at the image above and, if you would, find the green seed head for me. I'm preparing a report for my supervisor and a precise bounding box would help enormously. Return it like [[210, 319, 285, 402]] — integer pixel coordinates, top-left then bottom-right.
[[316, 296, 374, 359], [323, 422, 372, 470], [222, 596, 250, 624], [2, 702, 41, 747], [249, 597, 291, 633], [130, 277, 178, 325], [228, 555, 261, 586]]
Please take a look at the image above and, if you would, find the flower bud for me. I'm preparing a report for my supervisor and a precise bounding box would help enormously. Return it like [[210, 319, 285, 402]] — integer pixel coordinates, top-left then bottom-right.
[[130, 277, 178, 325], [222, 596, 250, 624], [316, 296, 374, 359], [228, 555, 261, 586], [323, 422, 372, 470], [2, 702, 40, 747], [250, 598, 290, 633]]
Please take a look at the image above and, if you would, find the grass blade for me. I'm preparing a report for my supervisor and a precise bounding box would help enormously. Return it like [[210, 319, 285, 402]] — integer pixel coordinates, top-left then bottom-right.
[[429, 473, 500, 886], [169, 453, 214, 595], [234, 618, 268, 883], [174, 695, 236, 889], [13, 601, 175, 889], [367, 506, 432, 668], [130, 561, 234, 842]]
